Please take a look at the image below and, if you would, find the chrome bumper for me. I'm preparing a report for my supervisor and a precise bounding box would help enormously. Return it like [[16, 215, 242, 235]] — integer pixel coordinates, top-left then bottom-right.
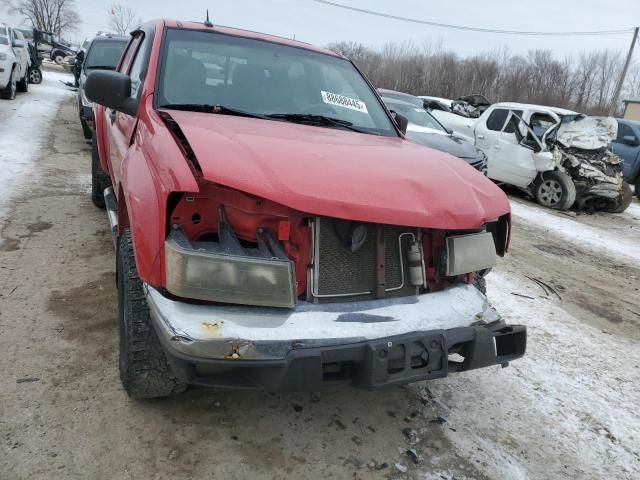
[[145, 284, 501, 361]]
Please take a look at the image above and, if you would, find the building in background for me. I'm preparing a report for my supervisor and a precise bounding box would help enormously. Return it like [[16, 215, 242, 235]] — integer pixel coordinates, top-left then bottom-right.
[[622, 98, 640, 120]]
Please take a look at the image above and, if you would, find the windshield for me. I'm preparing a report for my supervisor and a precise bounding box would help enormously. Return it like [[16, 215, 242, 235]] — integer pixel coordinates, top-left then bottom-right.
[[157, 28, 397, 136], [84, 39, 127, 69], [383, 99, 447, 133]]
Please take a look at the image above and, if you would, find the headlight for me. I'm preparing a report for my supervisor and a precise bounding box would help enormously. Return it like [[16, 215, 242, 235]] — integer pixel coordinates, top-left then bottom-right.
[[165, 227, 296, 308], [444, 232, 497, 276]]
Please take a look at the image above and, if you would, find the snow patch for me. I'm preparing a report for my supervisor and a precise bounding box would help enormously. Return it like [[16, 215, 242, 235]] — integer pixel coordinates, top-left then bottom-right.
[[0, 70, 74, 219], [510, 200, 640, 265], [421, 271, 640, 479]]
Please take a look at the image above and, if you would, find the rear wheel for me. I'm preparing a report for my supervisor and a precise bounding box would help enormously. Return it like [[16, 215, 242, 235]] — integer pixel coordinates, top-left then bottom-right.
[[91, 135, 111, 209], [1, 67, 17, 100], [535, 171, 576, 210], [602, 181, 633, 213], [53, 52, 65, 64], [29, 68, 42, 84], [118, 229, 187, 399]]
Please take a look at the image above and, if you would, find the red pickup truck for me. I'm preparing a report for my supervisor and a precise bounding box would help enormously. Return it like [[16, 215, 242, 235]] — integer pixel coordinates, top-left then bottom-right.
[[85, 19, 525, 399]]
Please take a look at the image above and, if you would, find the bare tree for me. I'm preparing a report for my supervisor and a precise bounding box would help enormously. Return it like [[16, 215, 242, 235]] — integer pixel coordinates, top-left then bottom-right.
[[10, 0, 80, 36], [107, 4, 140, 36], [330, 39, 633, 115]]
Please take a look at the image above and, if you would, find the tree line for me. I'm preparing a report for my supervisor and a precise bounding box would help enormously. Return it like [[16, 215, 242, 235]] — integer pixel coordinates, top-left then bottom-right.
[[328, 40, 640, 115]]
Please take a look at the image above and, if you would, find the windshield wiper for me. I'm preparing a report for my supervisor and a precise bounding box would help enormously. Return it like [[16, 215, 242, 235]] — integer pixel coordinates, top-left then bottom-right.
[[158, 103, 269, 120], [266, 113, 374, 134]]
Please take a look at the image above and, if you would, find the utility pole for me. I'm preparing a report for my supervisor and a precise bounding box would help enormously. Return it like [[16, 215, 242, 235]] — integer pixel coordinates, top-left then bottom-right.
[[609, 26, 639, 116]]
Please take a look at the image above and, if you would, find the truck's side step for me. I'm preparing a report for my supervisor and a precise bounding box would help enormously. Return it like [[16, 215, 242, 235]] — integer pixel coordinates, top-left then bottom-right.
[[104, 187, 118, 249]]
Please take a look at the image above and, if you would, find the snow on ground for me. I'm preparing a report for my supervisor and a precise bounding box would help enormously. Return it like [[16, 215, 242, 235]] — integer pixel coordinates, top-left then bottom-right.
[[624, 198, 640, 219], [0, 70, 74, 219], [510, 200, 640, 265], [422, 271, 640, 480]]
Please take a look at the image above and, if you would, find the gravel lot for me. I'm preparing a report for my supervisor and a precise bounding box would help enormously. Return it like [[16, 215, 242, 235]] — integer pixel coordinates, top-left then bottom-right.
[[1, 70, 639, 480]]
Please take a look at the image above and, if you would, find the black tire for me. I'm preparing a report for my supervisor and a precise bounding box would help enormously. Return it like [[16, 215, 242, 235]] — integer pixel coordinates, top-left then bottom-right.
[[118, 229, 187, 399], [1, 66, 17, 100], [535, 171, 576, 210], [81, 118, 92, 139], [602, 181, 633, 213], [53, 52, 65, 65], [635, 177, 640, 201], [91, 135, 111, 209], [29, 68, 42, 84], [17, 71, 28, 92]]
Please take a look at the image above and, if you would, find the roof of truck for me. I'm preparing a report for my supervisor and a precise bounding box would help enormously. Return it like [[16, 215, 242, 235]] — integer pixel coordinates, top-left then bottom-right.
[[158, 19, 342, 59]]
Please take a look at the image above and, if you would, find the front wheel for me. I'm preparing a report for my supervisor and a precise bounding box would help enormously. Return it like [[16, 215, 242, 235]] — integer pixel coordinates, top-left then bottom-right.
[[535, 171, 576, 210], [118, 229, 187, 399], [53, 53, 65, 65], [1, 67, 17, 100], [602, 181, 633, 213], [17, 71, 28, 92], [91, 135, 111, 208], [29, 68, 42, 84]]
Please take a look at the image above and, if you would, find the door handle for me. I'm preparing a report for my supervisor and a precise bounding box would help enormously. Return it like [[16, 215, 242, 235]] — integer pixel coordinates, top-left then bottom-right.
[[108, 109, 116, 124], [477, 134, 485, 139]]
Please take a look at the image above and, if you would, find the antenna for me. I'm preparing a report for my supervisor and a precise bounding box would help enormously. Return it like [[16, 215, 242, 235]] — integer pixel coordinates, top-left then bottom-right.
[[204, 9, 213, 28]]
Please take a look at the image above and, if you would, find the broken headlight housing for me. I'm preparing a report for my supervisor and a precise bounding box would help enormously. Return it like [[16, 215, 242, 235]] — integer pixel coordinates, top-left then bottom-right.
[[444, 231, 497, 277], [164, 208, 296, 308]]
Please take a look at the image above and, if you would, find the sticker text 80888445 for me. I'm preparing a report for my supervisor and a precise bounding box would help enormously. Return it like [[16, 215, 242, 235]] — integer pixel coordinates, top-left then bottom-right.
[[320, 91, 369, 114]]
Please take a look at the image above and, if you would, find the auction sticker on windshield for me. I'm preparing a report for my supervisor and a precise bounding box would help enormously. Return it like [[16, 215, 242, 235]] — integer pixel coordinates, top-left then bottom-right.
[[321, 91, 368, 114]]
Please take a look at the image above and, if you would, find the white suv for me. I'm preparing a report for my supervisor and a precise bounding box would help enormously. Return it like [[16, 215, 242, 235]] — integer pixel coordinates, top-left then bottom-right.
[[0, 23, 30, 100]]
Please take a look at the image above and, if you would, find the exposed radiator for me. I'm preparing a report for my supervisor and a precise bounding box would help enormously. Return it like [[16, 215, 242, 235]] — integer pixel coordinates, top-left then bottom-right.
[[308, 217, 419, 303]]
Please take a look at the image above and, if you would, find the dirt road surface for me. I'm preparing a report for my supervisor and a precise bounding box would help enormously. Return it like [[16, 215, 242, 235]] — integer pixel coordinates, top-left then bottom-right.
[[1, 71, 639, 480]]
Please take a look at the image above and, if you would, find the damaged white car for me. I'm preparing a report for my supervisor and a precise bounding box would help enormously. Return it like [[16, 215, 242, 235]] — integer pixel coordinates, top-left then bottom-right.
[[436, 102, 632, 212]]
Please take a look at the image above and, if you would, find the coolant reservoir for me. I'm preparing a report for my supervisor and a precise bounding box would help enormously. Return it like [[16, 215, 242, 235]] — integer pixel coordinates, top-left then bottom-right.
[[407, 242, 424, 287]]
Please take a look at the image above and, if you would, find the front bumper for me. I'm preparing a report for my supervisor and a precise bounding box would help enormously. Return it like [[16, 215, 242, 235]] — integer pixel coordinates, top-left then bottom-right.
[[145, 284, 526, 390], [79, 104, 93, 122]]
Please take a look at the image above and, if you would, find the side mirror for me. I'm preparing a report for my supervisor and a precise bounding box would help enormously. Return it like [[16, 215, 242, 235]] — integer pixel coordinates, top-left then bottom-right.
[[12, 39, 25, 48], [85, 70, 137, 116], [622, 135, 639, 146], [390, 111, 408, 135]]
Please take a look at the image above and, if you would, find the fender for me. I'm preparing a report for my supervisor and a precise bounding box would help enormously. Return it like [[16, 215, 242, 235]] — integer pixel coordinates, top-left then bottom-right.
[[119, 109, 199, 287]]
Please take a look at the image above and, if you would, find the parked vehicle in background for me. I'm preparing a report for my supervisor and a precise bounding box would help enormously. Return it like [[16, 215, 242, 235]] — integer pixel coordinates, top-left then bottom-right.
[[452, 94, 492, 118], [611, 119, 640, 199], [77, 34, 128, 138], [419, 95, 454, 112], [0, 23, 30, 99], [436, 102, 631, 212], [84, 19, 525, 399], [381, 94, 487, 173]]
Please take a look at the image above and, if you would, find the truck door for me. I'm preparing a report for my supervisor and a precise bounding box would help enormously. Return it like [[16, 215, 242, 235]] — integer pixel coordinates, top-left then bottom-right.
[[610, 121, 640, 180], [107, 33, 146, 192]]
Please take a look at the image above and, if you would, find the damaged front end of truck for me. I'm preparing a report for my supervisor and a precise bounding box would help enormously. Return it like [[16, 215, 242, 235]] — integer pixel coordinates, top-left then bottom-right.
[[548, 116, 632, 212]]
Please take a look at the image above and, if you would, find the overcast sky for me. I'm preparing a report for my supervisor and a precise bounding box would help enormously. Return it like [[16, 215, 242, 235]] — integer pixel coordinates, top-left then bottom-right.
[[4, 0, 640, 58]]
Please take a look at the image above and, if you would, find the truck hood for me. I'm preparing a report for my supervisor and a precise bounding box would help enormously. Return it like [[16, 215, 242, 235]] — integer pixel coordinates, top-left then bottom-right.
[[164, 111, 510, 229]]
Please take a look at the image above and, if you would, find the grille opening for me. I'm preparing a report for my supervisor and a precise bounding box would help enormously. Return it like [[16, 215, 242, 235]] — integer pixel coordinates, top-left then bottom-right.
[[447, 343, 467, 372], [191, 213, 201, 224]]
